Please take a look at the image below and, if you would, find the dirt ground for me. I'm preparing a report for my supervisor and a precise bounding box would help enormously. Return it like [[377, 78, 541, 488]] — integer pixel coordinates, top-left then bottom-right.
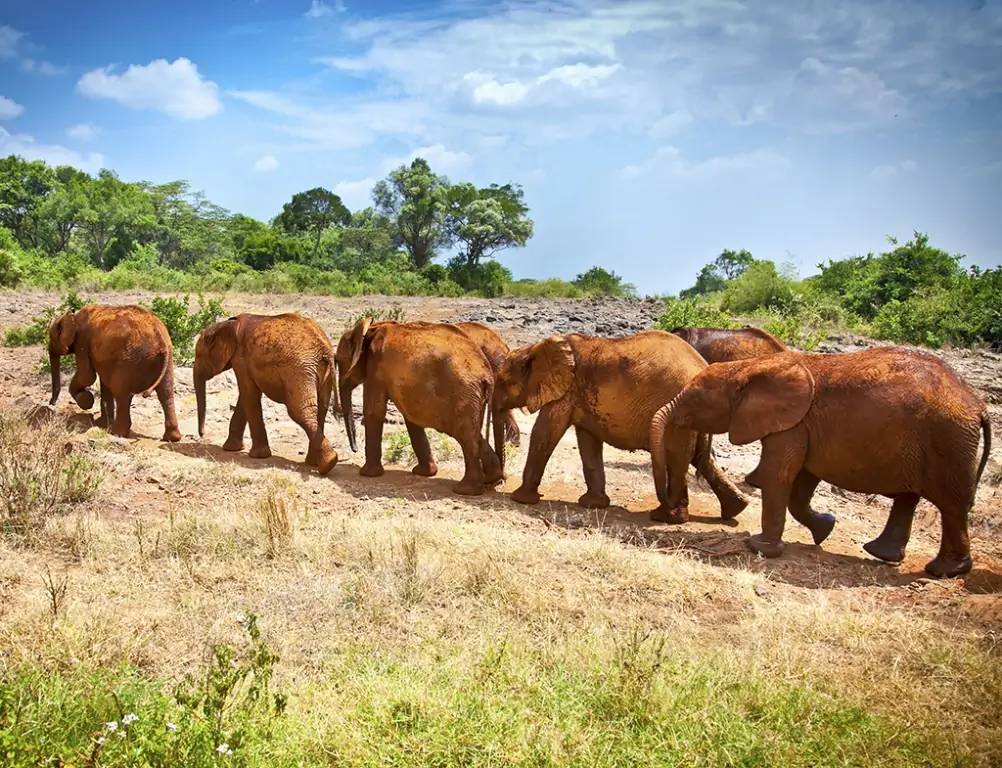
[[1, 289, 999, 636]]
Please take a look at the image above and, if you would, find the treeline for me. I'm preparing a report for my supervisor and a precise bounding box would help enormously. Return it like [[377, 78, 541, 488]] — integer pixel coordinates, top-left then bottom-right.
[[0, 155, 633, 298], [660, 234, 1002, 349]]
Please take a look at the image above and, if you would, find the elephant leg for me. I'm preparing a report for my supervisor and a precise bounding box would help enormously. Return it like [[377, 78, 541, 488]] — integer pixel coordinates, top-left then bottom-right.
[[694, 434, 749, 520], [479, 435, 503, 486], [862, 493, 918, 564], [288, 395, 337, 475], [650, 425, 697, 524], [223, 398, 248, 452], [925, 499, 972, 578], [99, 381, 115, 428], [242, 384, 271, 460], [454, 423, 486, 496], [747, 430, 806, 558], [511, 400, 571, 505], [68, 352, 97, 410], [788, 470, 835, 545], [406, 420, 438, 477], [156, 365, 181, 442], [575, 427, 609, 509], [110, 393, 133, 438], [359, 385, 387, 477]]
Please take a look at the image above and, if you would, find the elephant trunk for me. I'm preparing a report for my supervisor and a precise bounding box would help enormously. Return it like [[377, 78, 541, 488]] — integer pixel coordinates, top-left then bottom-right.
[[340, 384, 358, 453], [195, 370, 207, 438], [649, 395, 679, 505], [492, 405, 506, 476], [48, 351, 61, 406]]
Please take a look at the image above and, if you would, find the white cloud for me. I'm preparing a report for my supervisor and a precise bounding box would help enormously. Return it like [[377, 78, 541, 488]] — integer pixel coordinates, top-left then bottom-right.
[[0, 26, 66, 76], [0, 25, 23, 59], [648, 110, 694, 138], [305, 0, 345, 19], [463, 72, 532, 107], [333, 176, 376, 209], [404, 143, 471, 174], [78, 58, 222, 120], [66, 123, 99, 141], [254, 154, 279, 172], [20, 58, 65, 76], [869, 159, 918, 181], [0, 127, 104, 172], [621, 145, 789, 180], [537, 63, 620, 90], [0, 96, 24, 120]]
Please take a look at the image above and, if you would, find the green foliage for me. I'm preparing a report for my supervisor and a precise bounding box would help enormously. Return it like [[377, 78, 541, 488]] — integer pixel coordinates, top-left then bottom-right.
[[346, 305, 406, 329], [0, 227, 24, 287], [383, 429, 457, 465], [503, 278, 584, 298], [573, 266, 637, 297], [444, 182, 534, 267], [373, 158, 451, 268], [146, 295, 225, 365], [680, 248, 754, 298], [721, 260, 798, 314], [447, 256, 512, 297], [4, 291, 90, 348], [273, 187, 350, 258], [656, 297, 736, 330]]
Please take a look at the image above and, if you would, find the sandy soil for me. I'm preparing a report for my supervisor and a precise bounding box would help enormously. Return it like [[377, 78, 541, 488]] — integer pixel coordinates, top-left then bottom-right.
[[1, 290, 1000, 633]]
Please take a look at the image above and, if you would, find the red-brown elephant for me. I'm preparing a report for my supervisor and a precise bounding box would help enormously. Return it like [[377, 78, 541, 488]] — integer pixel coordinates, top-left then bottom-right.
[[48, 304, 180, 441], [650, 347, 992, 577], [670, 326, 786, 363]]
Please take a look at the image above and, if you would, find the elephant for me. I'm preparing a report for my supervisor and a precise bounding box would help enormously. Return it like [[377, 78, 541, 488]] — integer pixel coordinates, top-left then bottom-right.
[[453, 322, 520, 446], [48, 304, 180, 441], [336, 318, 504, 495], [649, 347, 992, 577], [670, 326, 786, 363], [492, 330, 748, 519], [194, 313, 337, 475]]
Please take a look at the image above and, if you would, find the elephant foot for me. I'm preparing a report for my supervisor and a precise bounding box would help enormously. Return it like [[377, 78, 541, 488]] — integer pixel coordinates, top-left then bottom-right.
[[650, 504, 689, 524], [510, 486, 541, 505], [747, 534, 785, 558], [578, 491, 610, 509], [804, 511, 836, 546], [317, 453, 338, 476], [411, 461, 438, 477], [222, 439, 245, 452], [359, 462, 385, 477], [248, 445, 272, 460], [453, 479, 485, 496], [719, 493, 749, 520], [924, 553, 972, 579], [162, 427, 182, 443], [73, 390, 95, 410], [484, 470, 505, 487], [744, 467, 763, 489], [109, 425, 131, 439], [862, 536, 905, 564]]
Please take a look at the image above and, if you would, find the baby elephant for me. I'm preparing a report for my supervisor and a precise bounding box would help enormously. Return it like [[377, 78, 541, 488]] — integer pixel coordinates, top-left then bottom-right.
[[651, 347, 992, 577], [48, 304, 180, 441], [670, 326, 786, 363], [194, 314, 337, 474]]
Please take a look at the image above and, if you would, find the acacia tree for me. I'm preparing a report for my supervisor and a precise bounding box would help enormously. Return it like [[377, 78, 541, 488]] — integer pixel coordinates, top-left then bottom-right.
[[444, 182, 533, 266], [372, 158, 450, 268], [274, 187, 350, 258]]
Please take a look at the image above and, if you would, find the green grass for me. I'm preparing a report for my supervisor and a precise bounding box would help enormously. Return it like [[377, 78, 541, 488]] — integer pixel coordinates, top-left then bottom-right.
[[0, 632, 944, 768], [383, 428, 458, 465]]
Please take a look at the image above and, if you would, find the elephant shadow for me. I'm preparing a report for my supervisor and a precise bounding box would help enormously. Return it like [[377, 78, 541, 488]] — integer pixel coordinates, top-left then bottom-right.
[[330, 464, 508, 504], [162, 440, 320, 478]]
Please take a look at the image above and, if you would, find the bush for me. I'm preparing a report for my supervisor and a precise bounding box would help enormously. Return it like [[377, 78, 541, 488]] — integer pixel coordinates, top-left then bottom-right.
[[147, 295, 226, 364], [447, 258, 512, 297], [504, 278, 583, 298], [573, 266, 637, 297], [0, 410, 102, 543], [0, 227, 24, 287], [656, 297, 736, 330], [4, 291, 90, 348], [721, 260, 798, 314]]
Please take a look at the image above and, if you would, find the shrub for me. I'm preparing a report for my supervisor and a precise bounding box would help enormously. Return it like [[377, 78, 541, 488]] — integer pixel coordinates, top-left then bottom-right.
[[573, 266, 637, 297], [721, 260, 798, 313], [147, 295, 226, 365], [0, 410, 102, 544], [504, 278, 583, 298], [656, 297, 736, 330], [0, 227, 23, 287], [383, 429, 457, 465], [4, 290, 90, 347], [447, 257, 512, 297]]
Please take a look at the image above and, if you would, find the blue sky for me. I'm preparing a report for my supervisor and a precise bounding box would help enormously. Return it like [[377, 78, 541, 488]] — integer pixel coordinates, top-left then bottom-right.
[[1, 0, 1000, 292]]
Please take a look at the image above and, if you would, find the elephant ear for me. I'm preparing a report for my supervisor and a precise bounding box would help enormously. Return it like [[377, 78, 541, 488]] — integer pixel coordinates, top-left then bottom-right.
[[50, 311, 77, 355], [729, 354, 814, 445], [343, 316, 373, 379], [199, 318, 239, 374], [525, 336, 575, 413]]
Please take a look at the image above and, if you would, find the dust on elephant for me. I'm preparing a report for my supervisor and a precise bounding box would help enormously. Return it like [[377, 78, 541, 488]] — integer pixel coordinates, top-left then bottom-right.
[[336, 318, 504, 496], [650, 347, 992, 577], [670, 326, 786, 363], [492, 330, 748, 519], [453, 322, 520, 446], [194, 313, 337, 475], [48, 304, 180, 441]]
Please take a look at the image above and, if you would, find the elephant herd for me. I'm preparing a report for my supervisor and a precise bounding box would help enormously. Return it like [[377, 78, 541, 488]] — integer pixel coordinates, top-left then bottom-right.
[[47, 305, 992, 579]]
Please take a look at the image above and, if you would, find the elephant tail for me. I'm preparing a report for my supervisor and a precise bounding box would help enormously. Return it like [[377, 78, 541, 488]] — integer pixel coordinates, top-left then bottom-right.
[[317, 354, 335, 436], [141, 345, 172, 398], [975, 411, 992, 489]]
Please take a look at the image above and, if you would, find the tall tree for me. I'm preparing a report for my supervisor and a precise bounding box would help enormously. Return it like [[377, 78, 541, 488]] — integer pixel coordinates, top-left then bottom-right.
[[444, 182, 533, 266], [0, 156, 56, 248], [274, 187, 350, 258], [372, 158, 450, 268]]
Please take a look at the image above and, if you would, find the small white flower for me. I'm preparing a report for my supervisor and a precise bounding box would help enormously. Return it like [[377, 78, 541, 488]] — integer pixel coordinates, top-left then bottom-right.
[[105, 721, 118, 732], [216, 742, 233, 756], [122, 712, 139, 726], [166, 721, 178, 732], [96, 736, 106, 745]]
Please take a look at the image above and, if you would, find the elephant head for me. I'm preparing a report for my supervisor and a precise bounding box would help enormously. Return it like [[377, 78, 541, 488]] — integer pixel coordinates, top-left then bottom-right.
[[648, 353, 814, 503], [493, 336, 576, 413], [193, 317, 239, 437], [48, 311, 80, 406], [335, 316, 374, 453]]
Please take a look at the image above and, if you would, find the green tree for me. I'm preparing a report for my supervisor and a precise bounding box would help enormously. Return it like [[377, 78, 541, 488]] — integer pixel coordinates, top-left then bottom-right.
[[77, 171, 155, 268], [444, 182, 533, 267], [34, 166, 91, 255], [680, 248, 755, 298], [146, 181, 230, 268], [372, 158, 450, 268], [239, 229, 304, 271], [0, 156, 56, 248], [573, 266, 636, 297], [274, 187, 350, 259]]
